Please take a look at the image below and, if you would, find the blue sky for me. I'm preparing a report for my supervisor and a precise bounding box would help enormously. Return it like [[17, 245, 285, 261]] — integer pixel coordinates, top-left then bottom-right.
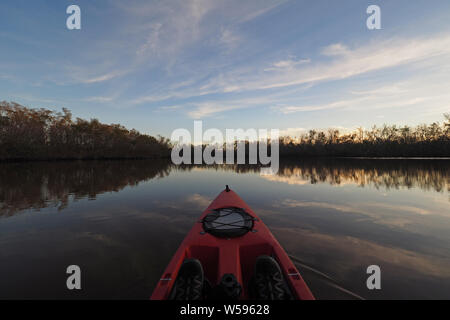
[[1, 0, 450, 137]]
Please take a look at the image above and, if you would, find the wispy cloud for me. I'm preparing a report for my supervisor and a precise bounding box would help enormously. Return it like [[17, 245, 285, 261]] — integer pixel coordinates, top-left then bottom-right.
[[187, 101, 246, 119], [3, 0, 450, 133], [123, 31, 450, 121], [8, 94, 64, 105], [156, 105, 184, 112], [236, 1, 287, 24], [84, 95, 117, 103], [81, 71, 123, 84], [321, 43, 350, 56], [279, 127, 308, 137], [185, 95, 288, 118], [264, 57, 311, 71], [200, 34, 450, 94], [218, 28, 241, 51], [274, 97, 371, 114], [136, 23, 163, 56], [274, 75, 450, 115]]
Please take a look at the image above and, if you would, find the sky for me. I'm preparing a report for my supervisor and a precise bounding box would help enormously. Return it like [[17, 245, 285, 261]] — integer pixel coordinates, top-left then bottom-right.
[[1, 0, 450, 138]]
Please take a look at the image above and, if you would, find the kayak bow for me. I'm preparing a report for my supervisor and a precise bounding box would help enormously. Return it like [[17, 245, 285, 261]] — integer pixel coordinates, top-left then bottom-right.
[[151, 186, 315, 300]]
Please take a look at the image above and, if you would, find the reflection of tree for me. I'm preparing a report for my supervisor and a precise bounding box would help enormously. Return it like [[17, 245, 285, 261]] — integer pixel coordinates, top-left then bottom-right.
[[182, 159, 450, 193], [275, 159, 449, 193], [0, 160, 171, 217], [1, 158, 448, 217]]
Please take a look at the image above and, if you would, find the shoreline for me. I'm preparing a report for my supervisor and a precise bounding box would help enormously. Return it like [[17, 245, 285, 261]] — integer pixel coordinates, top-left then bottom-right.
[[1, 155, 449, 164]]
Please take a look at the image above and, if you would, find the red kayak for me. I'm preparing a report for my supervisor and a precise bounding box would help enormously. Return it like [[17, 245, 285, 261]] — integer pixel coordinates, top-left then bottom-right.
[[151, 186, 315, 300]]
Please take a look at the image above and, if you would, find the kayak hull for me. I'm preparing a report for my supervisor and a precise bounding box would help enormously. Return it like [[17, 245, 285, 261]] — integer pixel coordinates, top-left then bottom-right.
[[151, 189, 315, 300]]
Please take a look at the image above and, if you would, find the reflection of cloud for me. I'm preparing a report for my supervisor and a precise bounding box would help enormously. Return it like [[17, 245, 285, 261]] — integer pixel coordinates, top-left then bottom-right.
[[274, 199, 439, 228], [76, 232, 124, 247], [276, 199, 366, 216], [261, 175, 310, 185], [274, 227, 450, 284], [185, 193, 212, 208], [278, 199, 432, 216], [364, 203, 432, 216], [152, 193, 212, 212]]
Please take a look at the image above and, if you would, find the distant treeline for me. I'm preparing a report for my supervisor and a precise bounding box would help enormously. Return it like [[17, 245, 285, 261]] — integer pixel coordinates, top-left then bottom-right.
[[1, 101, 449, 161], [0, 102, 171, 161], [178, 114, 450, 160], [278, 114, 450, 157]]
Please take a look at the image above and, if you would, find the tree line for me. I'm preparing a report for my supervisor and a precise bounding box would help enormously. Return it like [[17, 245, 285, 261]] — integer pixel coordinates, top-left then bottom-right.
[[179, 114, 450, 160], [0, 102, 171, 160], [278, 114, 450, 157], [1, 101, 449, 160]]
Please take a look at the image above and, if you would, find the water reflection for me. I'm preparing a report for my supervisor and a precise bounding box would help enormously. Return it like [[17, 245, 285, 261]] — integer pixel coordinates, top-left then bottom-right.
[[275, 158, 449, 192], [0, 159, 449, 299], [1, 159, 448, 218], [0, 160, 171, 217]]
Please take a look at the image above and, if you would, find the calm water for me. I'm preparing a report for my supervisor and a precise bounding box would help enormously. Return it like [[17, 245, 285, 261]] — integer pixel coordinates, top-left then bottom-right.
[[0, 159, 449, 299]]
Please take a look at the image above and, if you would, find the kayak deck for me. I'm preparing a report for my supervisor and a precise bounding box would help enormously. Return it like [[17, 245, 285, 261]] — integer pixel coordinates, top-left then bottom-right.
[[151, 188, 314, 300]]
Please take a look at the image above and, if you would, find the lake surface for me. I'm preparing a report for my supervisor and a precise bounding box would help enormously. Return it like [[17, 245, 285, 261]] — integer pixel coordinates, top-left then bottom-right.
[[0, 159, 449, 299]]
